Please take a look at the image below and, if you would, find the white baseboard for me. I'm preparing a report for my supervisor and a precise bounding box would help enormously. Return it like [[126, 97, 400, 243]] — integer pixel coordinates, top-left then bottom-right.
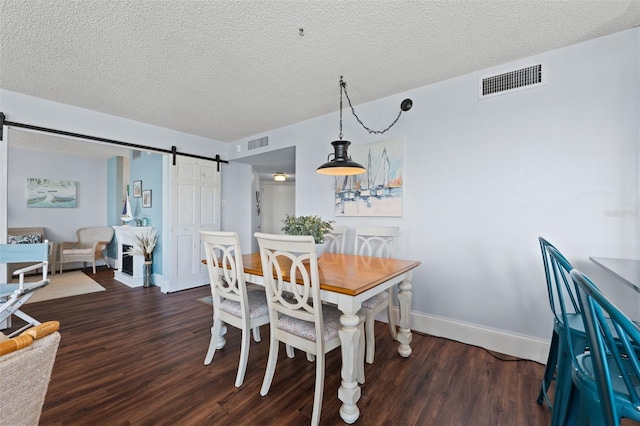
[[381, 308, 550, 364]]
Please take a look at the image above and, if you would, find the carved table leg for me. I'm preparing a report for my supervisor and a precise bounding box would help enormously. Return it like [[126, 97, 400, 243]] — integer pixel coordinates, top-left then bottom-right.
[[396, 273, 413, 357], [338, 311, 361, 424]]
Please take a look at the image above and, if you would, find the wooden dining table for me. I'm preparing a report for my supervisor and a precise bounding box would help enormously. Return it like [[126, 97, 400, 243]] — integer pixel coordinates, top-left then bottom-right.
[[237, 251, 421, 424]]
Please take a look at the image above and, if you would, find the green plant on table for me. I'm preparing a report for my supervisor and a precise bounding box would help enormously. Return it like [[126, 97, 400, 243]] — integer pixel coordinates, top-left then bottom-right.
[[281, 214, 334, 244]]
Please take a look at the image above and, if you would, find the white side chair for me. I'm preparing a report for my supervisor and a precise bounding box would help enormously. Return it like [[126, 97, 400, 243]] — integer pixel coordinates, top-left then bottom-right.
[[355, 226, 399, 364], [324, 225, 347, 254], [255, 232, 344, 426], [200, 230, 269, 388]]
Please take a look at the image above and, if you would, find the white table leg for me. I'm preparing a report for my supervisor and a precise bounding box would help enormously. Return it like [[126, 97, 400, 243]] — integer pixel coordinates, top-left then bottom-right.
[[396, 272, 413, 357], [338, 310, 361, 424]]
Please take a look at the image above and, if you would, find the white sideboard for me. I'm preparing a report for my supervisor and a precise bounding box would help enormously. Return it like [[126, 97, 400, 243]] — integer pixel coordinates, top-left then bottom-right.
[[113, 226, 152, 288]]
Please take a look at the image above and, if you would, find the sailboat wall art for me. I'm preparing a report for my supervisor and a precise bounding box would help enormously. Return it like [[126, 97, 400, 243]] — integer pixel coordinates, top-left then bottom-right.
[[334, 138, 403, 217], [27, 178, 77, 208]]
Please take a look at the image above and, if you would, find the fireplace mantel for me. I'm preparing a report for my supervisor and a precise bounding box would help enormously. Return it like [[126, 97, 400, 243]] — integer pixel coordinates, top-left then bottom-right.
[[113, 226, 152, 288]]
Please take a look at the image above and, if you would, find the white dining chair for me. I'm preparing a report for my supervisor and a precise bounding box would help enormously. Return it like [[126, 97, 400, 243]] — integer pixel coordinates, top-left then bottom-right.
[[355, 226, 399, 364], [255, 232, 344, 426], [200, 230, 270, 388], [324, 225, 347, 254]]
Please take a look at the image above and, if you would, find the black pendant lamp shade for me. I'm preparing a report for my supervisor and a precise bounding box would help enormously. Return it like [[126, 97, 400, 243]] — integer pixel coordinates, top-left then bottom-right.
[[316, 140, 366, 176]]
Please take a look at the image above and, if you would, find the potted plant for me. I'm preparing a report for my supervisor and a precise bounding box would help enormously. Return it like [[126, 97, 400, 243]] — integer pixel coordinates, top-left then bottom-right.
[[125, 227, 158, 287], [281, 214, 334, 257]]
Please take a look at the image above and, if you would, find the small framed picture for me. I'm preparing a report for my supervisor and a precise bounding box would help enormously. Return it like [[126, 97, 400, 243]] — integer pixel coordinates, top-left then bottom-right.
[[133, 180, 142, 198], [142, 189, 152, 208]]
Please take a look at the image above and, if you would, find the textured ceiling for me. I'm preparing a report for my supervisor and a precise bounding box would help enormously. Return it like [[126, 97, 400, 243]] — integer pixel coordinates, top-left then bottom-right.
[[2, 0, 640, 147]]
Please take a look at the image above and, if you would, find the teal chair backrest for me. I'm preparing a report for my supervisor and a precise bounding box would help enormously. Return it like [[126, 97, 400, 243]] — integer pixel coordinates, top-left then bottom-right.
[[540, 238, 580, 325], [571, 269, 640, 425], [0, 243, 49, 265], [545, 246, 582, 360]]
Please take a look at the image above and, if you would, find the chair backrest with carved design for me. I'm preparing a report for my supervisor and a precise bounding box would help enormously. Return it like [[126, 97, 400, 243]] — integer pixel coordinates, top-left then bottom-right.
[[200, 231, 249, 313], [254, 233, 322, 334], [354, 226, 399, 258], [325, 225, 347, 254]]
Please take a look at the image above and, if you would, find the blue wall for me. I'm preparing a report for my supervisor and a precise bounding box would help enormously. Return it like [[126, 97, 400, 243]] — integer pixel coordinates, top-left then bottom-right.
[[129, 152, 164, 273]]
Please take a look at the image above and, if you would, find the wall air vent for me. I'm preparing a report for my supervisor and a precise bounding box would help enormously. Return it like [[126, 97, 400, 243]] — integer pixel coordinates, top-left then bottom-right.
[[248, 136, 269, 150], [479, 64, 545, 99]]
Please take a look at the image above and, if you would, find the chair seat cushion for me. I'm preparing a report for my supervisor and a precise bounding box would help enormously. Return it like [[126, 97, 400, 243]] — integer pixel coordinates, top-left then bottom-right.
[[219, 288, 268, 319], [0, 284, 20, 297], [0, 281, 48, 296], [362, 290, 389, 309], [8, 234, 42, 245], [277, 304, 341, 342], [62, 248, 93, 255]]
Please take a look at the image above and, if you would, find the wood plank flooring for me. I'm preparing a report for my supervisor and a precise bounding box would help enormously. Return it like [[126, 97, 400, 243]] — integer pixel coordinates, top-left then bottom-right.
[[8, 267, 553, 425]]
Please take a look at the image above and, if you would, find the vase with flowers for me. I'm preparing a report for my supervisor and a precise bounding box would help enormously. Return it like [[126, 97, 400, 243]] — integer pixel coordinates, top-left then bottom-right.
[[125, 228, 158, 287], [281, 214, 334, 257]]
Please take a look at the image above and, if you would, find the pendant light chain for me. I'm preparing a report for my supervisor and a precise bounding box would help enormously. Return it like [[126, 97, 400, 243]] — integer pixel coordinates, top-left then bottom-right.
[[340, 77, 409, 135]]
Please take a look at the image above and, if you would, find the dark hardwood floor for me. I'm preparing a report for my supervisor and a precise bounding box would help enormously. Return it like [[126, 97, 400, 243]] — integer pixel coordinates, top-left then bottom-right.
[[9, 267, 553, 425]]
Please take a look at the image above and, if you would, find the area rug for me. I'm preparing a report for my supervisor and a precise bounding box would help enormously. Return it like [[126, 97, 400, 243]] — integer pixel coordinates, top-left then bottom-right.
[[22, 271, 106, 303], [197, 296, 213, 306]]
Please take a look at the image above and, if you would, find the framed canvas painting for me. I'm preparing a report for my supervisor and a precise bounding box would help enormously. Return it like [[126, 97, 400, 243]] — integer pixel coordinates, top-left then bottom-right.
[[27, 178, 77, 208], [133, 180, 142, 198], [142, 189, 152, 208], [334, 139, 403, 217]]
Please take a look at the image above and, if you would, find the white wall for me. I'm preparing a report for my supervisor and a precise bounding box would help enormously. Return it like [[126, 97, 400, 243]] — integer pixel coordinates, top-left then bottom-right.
[[220, 161, 254, 252], [226, 28, 640, 361], [7, 145, 109, 243]]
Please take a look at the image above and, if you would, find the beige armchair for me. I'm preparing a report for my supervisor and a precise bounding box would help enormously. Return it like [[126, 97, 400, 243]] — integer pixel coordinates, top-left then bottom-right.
[[0, 321, 61, 426], [59, 226, 114, 274]]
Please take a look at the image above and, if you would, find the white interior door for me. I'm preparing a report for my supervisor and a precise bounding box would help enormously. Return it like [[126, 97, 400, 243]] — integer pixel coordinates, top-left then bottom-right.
[[167, 156, 220, 292]]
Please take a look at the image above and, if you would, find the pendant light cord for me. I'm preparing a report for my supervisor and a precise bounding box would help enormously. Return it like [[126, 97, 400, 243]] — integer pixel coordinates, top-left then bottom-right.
[[339, 77, 344, 140], [340, 76, 411, 135]]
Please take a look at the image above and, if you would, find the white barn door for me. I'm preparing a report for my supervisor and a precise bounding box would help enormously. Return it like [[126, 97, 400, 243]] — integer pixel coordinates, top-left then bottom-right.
[[167, 156, 220, 292]]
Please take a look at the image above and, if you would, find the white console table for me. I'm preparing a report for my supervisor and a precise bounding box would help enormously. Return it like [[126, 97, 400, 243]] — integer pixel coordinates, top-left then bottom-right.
[[590, 256, 640, 294], [113, 226, 152, 288]]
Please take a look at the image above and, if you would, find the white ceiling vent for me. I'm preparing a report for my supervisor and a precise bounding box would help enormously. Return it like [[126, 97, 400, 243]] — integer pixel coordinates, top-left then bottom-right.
[[248, 136, 268, 150], [479, 64, 545, 99]]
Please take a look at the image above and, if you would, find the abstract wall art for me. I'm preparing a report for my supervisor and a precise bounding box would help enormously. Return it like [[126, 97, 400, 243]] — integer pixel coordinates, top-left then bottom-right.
[[334, 139, 403, 217]]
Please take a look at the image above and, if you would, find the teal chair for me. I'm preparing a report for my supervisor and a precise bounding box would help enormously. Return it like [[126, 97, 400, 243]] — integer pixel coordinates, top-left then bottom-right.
[[539, 241, 588, 426], [570, 269, 640, 425], [0, 241, 50, 337]]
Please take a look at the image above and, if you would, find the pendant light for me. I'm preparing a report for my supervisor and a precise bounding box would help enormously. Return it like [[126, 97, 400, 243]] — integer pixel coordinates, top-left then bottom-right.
[[316, 76, 412, 176], [316, 77, 366, 176]]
